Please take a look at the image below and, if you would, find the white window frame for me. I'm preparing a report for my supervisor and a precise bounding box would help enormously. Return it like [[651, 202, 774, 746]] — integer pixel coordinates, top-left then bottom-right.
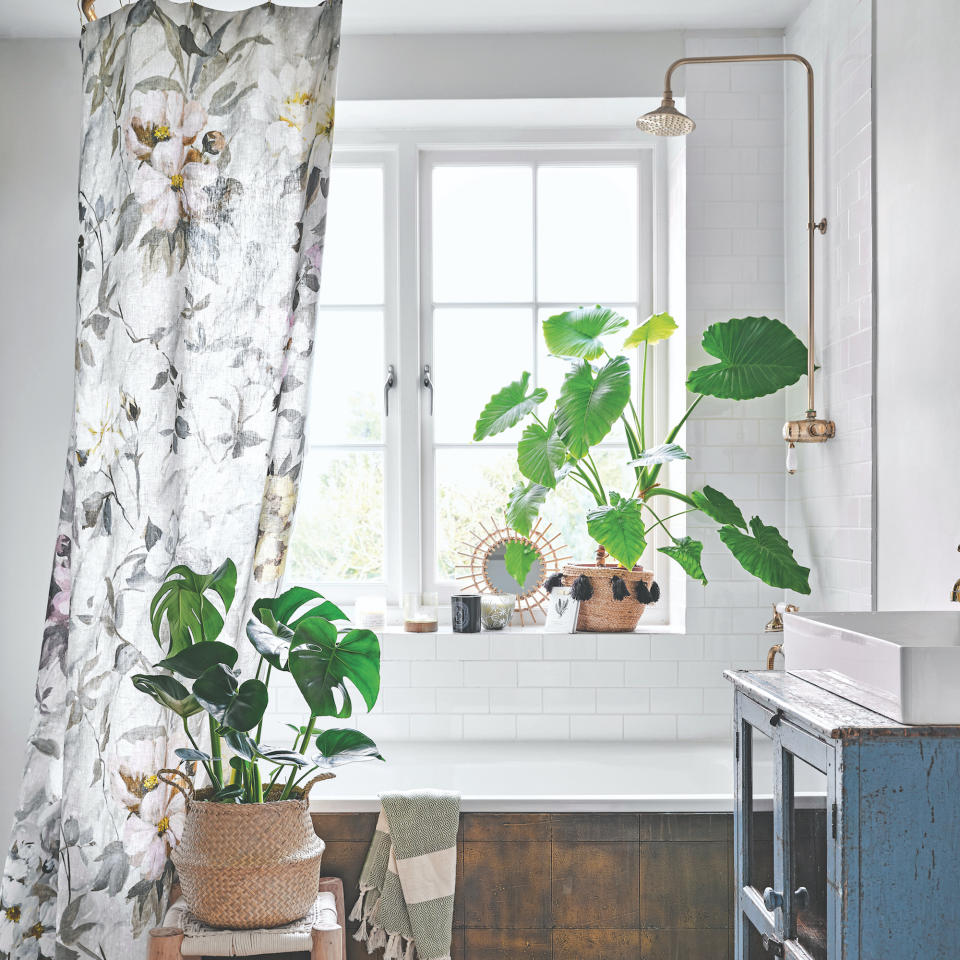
[[299, 103, 685, 625]]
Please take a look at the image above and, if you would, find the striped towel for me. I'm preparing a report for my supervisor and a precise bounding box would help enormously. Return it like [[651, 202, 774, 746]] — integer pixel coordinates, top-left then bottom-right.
[[350, 790, 460, 960]]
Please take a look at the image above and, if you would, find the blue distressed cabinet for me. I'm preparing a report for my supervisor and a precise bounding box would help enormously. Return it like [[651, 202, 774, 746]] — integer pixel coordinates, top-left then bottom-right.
[[726, 669, 960, 960]]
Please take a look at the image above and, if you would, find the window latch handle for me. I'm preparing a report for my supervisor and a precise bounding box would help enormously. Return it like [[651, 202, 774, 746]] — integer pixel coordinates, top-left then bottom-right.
[[422, 364, 434, 416], [384, 364, 396, 416]]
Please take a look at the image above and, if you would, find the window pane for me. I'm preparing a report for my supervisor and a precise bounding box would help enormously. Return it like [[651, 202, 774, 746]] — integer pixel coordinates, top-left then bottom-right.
[[318, 165, 384, 305], [537, 306, 638, 446], [537, 165, 639, 302], [288, 450, 384, 582], [310, 309, 383, 443], [435, 448, 518, 580], [432, 166, 533, 303], [433, 307, 534, 443], [435, 447, 647, 581]]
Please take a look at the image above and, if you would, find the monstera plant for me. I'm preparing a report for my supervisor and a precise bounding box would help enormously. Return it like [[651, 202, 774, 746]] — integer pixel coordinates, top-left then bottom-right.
[[133, 559, 383, 803], [474, 308, 812, 595]]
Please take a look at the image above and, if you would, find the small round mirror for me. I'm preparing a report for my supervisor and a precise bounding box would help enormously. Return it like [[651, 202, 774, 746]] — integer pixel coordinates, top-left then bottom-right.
[[484, 540, 545, 597]]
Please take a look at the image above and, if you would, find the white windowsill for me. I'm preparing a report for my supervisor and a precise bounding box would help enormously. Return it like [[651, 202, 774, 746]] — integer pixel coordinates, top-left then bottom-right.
[[358, 620, 686, 638]]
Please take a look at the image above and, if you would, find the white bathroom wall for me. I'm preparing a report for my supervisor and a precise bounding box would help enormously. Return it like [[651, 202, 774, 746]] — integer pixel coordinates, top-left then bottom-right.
[[784, 0, 873, 612], [874, 1, 960, 609], [0, 40, 80, 834]]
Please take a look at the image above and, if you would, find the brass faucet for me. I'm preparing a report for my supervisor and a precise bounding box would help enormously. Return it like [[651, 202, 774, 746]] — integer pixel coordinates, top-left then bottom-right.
[[952, 546, 960, 602]]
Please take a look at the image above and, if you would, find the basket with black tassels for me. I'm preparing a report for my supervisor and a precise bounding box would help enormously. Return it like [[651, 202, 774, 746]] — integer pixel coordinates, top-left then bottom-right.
[[546, 546, 660, 632]]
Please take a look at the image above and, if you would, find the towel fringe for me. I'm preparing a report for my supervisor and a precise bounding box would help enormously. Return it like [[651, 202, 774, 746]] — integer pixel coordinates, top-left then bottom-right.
[[350, 886, 370, 922], [368, 925, 388, 952], [385, 932, 405, 959], [403, 937, 417, 960]]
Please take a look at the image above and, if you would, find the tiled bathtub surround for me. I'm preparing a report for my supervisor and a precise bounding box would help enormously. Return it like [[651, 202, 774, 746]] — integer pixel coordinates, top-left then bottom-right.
[[262, 628, 772, 744]]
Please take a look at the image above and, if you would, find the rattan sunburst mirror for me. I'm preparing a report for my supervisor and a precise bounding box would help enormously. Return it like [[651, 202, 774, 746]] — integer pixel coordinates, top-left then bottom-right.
[[455, 517, 569, 625]]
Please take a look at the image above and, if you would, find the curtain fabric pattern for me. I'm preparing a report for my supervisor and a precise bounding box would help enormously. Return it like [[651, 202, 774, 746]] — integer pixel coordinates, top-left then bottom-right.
[[0, 2, 341, 957]]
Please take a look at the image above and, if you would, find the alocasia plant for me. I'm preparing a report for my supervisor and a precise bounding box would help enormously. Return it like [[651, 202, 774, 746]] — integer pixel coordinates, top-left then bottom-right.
[[474, 308, 811, 595]]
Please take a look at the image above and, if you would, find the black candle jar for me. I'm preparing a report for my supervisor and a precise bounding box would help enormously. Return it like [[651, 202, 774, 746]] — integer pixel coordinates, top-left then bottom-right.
[[451, 594, 481, 633]]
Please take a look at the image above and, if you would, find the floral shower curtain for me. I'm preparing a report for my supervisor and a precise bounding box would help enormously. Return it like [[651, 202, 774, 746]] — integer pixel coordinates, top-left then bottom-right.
[[0, 1, 341, 956]]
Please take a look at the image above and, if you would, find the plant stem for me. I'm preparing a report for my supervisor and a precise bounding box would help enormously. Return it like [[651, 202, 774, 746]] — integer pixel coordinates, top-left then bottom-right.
[[280, 715, 317, 800], [584, 455, 607, 504], [573, 464, 602, 504], [254, 663, 272, 745], [644, 486, 698, 509], [665, 394, 703, 444], [183, 718, 218, 788], [640, 341, 649, 450], [208, 716, 223, 789], [642, 504, 694, 543]]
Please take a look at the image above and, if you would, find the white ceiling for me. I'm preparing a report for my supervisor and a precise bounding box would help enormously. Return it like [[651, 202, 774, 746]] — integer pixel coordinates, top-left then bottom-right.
[[5, 0, 808, 39]]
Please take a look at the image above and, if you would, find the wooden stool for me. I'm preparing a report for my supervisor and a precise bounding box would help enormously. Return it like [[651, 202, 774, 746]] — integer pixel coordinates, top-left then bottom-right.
[[147, 877, 346, 960]]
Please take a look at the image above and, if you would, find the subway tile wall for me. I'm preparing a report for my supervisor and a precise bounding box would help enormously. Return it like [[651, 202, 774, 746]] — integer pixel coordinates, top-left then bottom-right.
[[784, 0, 873, 611]]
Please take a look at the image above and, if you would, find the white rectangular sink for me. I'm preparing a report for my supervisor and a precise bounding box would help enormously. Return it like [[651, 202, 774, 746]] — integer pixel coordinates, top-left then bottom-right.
[[784, 611, 960, 725]]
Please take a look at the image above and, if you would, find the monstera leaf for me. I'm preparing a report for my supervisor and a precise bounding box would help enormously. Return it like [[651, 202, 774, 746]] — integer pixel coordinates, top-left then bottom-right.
[[252, 586, 347, 631], [474, 372, 547, 440], [149, 559, 237, 654], [555, 357, 631, 458], [192, 664, 269, 732], [624, 312, 678, 347], [686, 316, 807, 400], [718, 517, 811, 594], [585, 493, 647, 570], [659, 537, 707, 585], [542, 306, 629, 360], [131, 674, 203, 718], [628, 443, 690, 468], [155, 640, 238, 679], [506, 480, 549, 537], [690, 486, 747, 531], [504, 540, 539, 587], [288, 620, 381, 720], [246, 618, 295, 671], [312, 729, 384, 769], [517, 418, 566, 488]]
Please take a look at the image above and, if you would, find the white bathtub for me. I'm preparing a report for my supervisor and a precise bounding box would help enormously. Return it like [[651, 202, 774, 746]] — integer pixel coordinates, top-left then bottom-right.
[[308, 739, 821, 813]]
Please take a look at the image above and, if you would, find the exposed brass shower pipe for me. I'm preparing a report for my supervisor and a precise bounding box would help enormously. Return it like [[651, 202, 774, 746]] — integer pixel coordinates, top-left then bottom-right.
[[638, 54, 836, 459], [80, 0, 97, 21]]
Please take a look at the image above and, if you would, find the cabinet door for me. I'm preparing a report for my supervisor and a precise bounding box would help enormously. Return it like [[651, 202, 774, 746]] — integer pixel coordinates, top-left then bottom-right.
[[735, 695, 836, 960], [778, 721, 833, 960], [735, 694, 780, 956]]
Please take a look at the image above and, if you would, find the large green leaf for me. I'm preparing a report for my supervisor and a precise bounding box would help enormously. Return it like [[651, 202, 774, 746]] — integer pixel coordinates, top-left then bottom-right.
[[192, 664, 269, 732], [718, 517, 811, 594], [555, 357, 631, 458], [246, 617, 295, 671], [288, 622, 381, 719], [542, 306, 629, 360], [585, 493, 647, 570], [506, 480, 549, 537], [628, 442, 690, 468], [687, 316, 807, 400], [690, 486, 747, 530], [155, 640, 238, 679], [252, 586, 347, 631], [624, 312, 678, 347], [474, 372, 547, 440], [131, 674, 203, 718], [504, 540, 538, 587], [517, 418, 566, 489], [149, 558, 237, 654], [659, 537, 707, 585], [312, 729, 384, 769]]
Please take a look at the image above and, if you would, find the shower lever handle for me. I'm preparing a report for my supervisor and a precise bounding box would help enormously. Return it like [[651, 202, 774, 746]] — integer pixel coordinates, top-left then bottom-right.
[[422, 364, 434, 416], [384, 364, 396, 416]]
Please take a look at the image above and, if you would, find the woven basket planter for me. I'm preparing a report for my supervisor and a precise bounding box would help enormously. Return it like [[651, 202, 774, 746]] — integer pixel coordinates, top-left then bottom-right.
[[163, 770, 329, 929], [561, 563, 655, 632]]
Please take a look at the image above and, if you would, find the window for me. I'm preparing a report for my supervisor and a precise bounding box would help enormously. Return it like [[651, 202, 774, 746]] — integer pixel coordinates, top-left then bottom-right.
[[288, 127, 674, 619]]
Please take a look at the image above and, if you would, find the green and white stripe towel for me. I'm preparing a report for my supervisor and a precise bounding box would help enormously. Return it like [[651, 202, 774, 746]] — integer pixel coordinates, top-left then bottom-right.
[[350, 790, 460, 960]]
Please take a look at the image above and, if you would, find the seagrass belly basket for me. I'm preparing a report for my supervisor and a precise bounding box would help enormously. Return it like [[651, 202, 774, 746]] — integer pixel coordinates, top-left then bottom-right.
[[162, 770, 331, 929], [559, 549, 660, 632]]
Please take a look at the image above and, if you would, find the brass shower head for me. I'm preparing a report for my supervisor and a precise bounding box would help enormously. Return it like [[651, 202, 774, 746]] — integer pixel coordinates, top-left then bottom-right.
[[635, 96, 696, 137]]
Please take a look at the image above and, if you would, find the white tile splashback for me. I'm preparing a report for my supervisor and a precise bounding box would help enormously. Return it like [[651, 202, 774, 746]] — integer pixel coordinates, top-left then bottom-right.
[[260, 627, 771, 745]]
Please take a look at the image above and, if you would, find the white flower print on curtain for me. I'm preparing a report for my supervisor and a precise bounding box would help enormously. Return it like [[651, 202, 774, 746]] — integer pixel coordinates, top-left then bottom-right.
[[0, 1, 341, 957]]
